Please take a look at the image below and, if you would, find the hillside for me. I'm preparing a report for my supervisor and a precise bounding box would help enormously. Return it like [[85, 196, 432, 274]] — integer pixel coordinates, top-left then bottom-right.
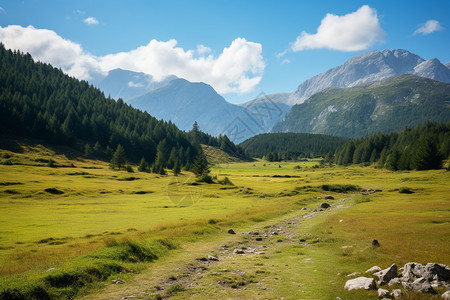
[[90, 68, 177, 101], [287, 49, 450, 105], [128, 79, 289, 143], [0, 44, 231, 171], [240, 132, 348, 160], [273, 75, 450, 138]]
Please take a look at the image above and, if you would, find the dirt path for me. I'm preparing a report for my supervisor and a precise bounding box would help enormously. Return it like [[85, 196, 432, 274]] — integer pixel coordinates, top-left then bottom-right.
[[82, 197, 350, 299]]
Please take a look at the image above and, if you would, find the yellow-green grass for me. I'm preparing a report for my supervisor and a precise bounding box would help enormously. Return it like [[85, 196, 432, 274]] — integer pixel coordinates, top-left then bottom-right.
[[1, 142, 449, 299]]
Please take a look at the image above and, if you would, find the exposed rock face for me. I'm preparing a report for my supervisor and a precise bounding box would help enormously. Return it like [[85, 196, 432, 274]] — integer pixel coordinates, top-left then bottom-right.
[[288, 49, 450, 105], [344, 277, 377, 291], [442, 290, 450, 299], [374, 264, 398, 285]]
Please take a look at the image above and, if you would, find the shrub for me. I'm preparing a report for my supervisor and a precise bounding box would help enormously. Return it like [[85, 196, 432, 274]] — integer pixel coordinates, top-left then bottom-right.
[[218, 176, 233, 185]]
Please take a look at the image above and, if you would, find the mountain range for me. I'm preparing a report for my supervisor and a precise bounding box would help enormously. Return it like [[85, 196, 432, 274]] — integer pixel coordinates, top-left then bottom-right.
[[286, 49, 450, 105], [89, 49, 450, 141], [273, 74, 450, 138]]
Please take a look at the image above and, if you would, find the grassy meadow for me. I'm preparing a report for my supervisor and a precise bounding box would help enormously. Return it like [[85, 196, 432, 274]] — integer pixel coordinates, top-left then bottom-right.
[[0, 141, 449, 299]]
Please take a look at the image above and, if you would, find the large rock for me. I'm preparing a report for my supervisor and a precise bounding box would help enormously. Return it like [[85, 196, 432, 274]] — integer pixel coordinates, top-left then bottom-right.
[[374, 264, 398, 285], [423, 263, 450, 282], [402, 279, 436, 294], [402, 262, 425, 282], [402, 262, 450, 284], [344, 277, 377, 291]]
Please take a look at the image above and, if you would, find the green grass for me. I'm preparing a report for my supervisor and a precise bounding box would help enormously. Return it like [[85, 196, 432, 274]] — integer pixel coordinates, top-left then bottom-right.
[[0, 142, 449, 299]]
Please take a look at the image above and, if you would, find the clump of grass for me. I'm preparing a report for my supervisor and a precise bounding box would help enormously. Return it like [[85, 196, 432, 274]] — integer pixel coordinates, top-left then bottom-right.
[[167, 283, 185, 295], [320, 184, 361, 193], [354, 196, 371, 204]]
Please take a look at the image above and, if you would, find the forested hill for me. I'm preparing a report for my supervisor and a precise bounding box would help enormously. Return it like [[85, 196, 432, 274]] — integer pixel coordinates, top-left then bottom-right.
[[239, 132, 348, 160], [334, 121, 450, 170], [0, 44, 242, 170]]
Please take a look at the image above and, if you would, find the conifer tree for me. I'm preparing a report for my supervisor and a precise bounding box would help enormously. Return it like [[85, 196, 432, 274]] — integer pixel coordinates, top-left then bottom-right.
[[110, 144, 126, 170]]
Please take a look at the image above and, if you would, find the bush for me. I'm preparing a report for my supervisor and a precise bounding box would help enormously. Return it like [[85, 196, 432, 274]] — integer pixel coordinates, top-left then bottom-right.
[[320, 184, 360, 193], [196, 173, 214, 183], [218, 176, 233, 185], [125, 165, 134, 173]]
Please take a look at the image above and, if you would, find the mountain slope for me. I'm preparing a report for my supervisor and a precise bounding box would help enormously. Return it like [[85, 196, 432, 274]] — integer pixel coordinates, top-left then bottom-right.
[[129, 79, 289, 143], [90, 68, 177, 101], [287, 49, 450, 105], [273, 75, 450, 138], [0, 44, 208, 169]]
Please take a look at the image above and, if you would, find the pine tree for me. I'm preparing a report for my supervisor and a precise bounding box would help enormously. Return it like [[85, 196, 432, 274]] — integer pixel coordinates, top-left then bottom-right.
[[173, 162, 181, 176], [412, 137, 443, 170], [138, 157, 149, 172], [191, 153, 210, 176], [110, 144, 126, 170]]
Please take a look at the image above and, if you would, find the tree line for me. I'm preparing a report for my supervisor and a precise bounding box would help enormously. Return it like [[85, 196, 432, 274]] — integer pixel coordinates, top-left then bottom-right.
[[333, 121, 449, 170], [0, 44, 243, 173], [239, 132, 349, 161]]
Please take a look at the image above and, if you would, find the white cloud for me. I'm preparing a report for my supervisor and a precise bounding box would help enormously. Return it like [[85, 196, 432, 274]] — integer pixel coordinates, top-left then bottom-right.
[[0, 6, 6, 14], [196, 44, 211, 55], [414, 20, 443, 35], [288, 5, 385, 52], [281, 58, 291, 64], [83, 17, 99, 25], [74, 9, 85, 14], [0, 25, 264, 94]]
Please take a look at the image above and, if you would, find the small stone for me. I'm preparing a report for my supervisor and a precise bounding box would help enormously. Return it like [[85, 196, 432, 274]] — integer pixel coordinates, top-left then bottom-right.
[[391, 289, 403, 299], [228, 229, 236, 234], [320, 203, 330, 209], [233, 249, 245, 254], [207, 255, 219, 261], [378, 288, 390, 298], [366, 266, 382, 273], [325, 195, 335, 200], [346, 272, 361, 277], [256, 237, 263, 241], [46, 268, 56, 272]]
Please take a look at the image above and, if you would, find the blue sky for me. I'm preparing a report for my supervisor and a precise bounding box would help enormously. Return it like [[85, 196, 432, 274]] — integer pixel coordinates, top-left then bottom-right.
[[0, 0, 449, 104]]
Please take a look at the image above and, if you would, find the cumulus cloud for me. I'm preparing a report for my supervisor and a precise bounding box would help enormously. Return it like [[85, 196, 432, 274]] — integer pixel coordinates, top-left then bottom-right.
[[0, 25, 264, 94], [196, 44, 211, 55], [287, 5, 385, 53], [414, 20, 443, 35], [83, 17, 99, 25]]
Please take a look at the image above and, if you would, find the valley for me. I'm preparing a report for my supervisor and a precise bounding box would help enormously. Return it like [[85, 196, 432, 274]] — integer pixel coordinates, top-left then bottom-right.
[[0, 141, 448, 299]]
